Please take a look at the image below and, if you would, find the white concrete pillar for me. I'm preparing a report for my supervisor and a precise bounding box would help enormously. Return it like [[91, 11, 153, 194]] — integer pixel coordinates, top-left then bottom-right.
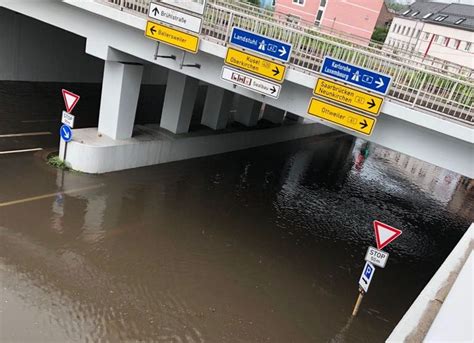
[[262, 104, 286, 124], [234, 96, 262, 127], [98, 61, 144, 140], [160, 71, 199, 134], [286, 112, 305, 123], [201, 86, 233, 130]]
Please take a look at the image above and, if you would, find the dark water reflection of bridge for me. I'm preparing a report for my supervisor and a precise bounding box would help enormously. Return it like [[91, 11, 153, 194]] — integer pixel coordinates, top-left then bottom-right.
[[0, 134, 471, 342]]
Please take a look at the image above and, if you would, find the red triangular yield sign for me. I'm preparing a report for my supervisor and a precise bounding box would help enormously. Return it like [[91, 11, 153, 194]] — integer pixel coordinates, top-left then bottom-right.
[[62, 89, 80, 113], [373, 220, 402, 250]]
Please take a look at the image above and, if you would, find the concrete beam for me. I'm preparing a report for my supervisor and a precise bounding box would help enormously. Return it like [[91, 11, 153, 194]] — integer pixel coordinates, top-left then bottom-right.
[[262, 104, 286, 124], [286, 112, 305, 123], [160, 71, 199, 134], [201, 85, 233, 130], [234, 96, 262, 127], [98, 61, 143, 140]]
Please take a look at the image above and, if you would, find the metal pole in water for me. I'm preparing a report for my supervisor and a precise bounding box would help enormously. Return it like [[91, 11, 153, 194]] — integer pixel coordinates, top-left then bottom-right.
[[63, 141, 68, 162], [352, 290, 364, 317]]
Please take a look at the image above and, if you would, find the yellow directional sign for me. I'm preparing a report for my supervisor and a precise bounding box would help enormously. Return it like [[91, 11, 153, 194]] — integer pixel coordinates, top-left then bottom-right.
[[145, 21, 199, 54], [307, 98, 376, 136], [224, 47, 286, 83], [314, 78, 384, 115]]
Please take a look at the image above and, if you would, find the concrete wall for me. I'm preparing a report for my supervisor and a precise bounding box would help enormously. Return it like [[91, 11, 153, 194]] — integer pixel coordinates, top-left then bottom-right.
[[0, 7, 104, 82], [0, 7, 168, 84]]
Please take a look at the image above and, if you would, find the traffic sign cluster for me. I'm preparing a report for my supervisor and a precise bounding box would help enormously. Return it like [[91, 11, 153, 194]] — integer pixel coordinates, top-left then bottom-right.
[[60, 89, 80, 143], [141, 2, 392, 135], [144, 1, 206, 54]]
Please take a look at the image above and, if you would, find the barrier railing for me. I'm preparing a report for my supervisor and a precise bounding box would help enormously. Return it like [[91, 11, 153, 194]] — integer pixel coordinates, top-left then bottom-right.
[[95, 0, 473, 125]]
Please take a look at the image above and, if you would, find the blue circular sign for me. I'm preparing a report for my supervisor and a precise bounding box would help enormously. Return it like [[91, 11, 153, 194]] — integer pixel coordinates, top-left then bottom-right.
[[60, 124, 72, 142]]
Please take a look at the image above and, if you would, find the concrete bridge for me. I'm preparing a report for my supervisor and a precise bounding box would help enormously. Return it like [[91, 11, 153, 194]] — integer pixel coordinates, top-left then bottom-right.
[[1, 0, 472, 176]]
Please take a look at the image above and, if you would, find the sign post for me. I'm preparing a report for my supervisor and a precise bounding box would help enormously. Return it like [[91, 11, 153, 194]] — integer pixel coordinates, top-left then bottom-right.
[[352, 221, 402, 317], [60, 89, 79, 162]]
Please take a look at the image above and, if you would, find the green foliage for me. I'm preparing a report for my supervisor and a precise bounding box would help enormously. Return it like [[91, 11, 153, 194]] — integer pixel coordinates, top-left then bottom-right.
[[386, 0, 408, 13], [47, 155, 69, 170], [371, 27, 389, 44]]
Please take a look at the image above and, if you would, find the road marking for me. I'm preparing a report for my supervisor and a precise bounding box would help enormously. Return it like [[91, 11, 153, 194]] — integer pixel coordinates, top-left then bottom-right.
[[0, 148, 43, 155], [21, 119, 56, 123], [0, 184, 105, 208], [0, 132, 51, 138]]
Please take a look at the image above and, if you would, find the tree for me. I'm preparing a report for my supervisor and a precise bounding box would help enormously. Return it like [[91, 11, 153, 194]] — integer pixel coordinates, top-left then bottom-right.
[[371, 27, 389, 44]]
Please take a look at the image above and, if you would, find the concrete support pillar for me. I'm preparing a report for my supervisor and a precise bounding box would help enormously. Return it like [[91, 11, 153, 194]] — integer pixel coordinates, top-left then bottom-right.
[[286, 112, 305, 123], [234, 96, 262, 127], [98, 61, 144, 140], [262, 104, 286, 124], [201, 85, 233, 130], [160, 71, 199, 134]]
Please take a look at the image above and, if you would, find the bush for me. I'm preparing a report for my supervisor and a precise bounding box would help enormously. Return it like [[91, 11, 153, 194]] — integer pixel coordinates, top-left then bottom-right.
[[47, 155, 69, 170]]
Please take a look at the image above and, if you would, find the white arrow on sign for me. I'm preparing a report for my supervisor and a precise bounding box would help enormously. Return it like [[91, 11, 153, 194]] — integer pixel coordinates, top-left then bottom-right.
[[278, 46, 287, 57], [62, 126, 70, 139], [221, 66, 281, 99], [375, 77, 384, 89]]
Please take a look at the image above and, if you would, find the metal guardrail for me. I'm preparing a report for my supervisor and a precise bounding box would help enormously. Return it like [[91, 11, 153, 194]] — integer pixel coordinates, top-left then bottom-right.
[[97, 0, 473, 126], [218, 0, 474, 79]]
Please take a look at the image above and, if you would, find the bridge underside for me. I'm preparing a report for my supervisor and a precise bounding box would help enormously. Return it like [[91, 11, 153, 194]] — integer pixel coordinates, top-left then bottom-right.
[[1, 1, 473, 177]]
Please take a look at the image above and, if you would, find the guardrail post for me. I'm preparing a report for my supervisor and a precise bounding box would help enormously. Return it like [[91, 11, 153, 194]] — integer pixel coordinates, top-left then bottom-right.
[[224, 12, 234, 43], [412, 72, 428, 108]]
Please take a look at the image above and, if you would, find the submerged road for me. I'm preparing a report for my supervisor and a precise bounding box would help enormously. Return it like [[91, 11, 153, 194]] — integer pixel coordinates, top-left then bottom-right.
[[0, 133, 472, 342]]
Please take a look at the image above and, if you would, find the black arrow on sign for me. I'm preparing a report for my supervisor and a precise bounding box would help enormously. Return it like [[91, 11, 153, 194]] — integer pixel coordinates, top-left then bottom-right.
[[152, 7, 159, 16], [150, 26, 157, 35], [272, 66, 280, 77], [270, 86, 277, 94], [367, 99, 376, 109], [360, 119, 368, 130]]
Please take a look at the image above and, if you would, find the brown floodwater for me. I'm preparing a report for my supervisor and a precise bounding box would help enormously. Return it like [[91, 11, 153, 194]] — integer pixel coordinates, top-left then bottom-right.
[[0, 135, 472, 342]]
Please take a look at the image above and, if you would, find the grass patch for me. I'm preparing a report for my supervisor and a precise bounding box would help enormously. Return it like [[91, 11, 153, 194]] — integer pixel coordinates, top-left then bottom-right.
[[47, 155, 70, 170]]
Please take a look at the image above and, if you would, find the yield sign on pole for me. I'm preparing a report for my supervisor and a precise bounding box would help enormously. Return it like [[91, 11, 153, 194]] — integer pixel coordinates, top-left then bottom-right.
[[373, 220, 402, 250], [62, 89, 80, 113]]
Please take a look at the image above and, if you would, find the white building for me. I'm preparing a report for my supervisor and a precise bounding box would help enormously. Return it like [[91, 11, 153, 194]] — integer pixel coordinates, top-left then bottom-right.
[[384, 1, 474, 71]]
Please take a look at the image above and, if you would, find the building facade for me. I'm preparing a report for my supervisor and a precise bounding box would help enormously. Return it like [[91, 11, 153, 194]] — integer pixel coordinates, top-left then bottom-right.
[[384, 1, 474, 69], [273, 0, 385, 41]]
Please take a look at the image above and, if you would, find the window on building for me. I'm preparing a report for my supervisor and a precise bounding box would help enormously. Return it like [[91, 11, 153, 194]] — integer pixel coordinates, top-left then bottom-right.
[[465, 42, 472, 52], [424, 32, 430, 40], [320, 0, 327, 7], [272, 0, 275, 6], [434, 15, 448, 22], [401, 26, 406, 35], [455, 39, 461, 49], [392, 24, 397, 32], [286, 14, 300, 24], [443, 37, 450, 46], [402, 9, 411, 15], [437, 35, 443, 44], [407, 28, 412, 36], [292, 0, 304, 5], [416, 29, 421, 38], [422, 13, 433, 19], [315, 9, 323, 23], [397, 25, 401, 33], [411, 11, 420, 17], [454, 18, 466, 25]]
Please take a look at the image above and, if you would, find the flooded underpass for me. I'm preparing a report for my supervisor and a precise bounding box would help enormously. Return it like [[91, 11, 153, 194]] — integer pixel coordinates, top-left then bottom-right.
[[0, 132, 472, 342]]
